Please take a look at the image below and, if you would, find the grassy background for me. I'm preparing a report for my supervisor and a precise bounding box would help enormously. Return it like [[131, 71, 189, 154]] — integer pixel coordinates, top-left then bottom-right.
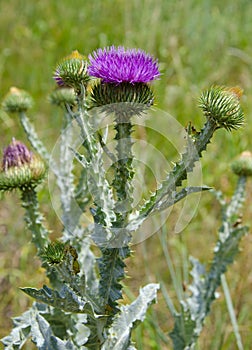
[[0, 0, 252, 349]]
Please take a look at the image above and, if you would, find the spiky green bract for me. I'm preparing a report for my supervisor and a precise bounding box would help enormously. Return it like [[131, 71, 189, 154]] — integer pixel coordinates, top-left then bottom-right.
[[54, 50, 90, 91], [90, 82, 154, 117], [231, 151, 252, 177], [49, 87, 76, 107], [199, 86, 244, 131], [169, 175, 249, 350], [2, 87, 33, 113], [0, 156, 46, 192]]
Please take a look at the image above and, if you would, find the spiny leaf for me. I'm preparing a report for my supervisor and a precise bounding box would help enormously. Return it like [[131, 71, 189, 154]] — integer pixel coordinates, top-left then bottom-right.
[[1, 303, 75, 350], [101, 283, 159, 350], [169, 308, 196, 350], [21, 285, 94, 315], [98, 246, 131, 312]]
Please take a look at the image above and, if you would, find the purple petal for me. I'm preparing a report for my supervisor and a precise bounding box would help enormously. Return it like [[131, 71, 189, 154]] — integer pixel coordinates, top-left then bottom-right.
[[2, 139, 32, 171], [88, 46, 160, 84]]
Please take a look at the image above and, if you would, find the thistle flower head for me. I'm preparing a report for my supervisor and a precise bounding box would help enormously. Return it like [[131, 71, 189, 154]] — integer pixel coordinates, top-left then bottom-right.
[[88, 46, 160, 84], [199, 86, 244, 131], [88, 46, 159, 115], [54, 50, 89, 90], [231, 151, 252, 177], [2, 87, 33, 113], [0, 139, 46, 191]]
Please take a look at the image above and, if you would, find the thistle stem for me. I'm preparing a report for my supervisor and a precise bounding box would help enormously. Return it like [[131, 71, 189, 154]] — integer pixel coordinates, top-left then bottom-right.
[[113, 119, 134, 217], [98, 116, 134, 314], [20, 186, 49, 255], [19, 112, 50, 163]]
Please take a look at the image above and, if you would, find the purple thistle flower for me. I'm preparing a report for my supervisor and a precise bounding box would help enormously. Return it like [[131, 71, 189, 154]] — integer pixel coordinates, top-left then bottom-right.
[[2, 139, 32, 171], [88, 46, 160, 84]]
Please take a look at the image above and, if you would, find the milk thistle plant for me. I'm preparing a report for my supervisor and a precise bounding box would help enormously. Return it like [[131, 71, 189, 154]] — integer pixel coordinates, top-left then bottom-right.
[[0, 46, 249, 349]]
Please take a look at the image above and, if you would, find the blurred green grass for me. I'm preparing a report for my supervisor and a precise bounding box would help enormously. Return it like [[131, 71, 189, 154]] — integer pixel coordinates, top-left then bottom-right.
[[0, 0, 252, 349]]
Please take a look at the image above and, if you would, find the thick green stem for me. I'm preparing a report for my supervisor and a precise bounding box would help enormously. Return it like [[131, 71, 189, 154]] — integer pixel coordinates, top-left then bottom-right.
[[113, 120, 134, 214], [20, 186, 49, 255], [98, 116, 134, 315]]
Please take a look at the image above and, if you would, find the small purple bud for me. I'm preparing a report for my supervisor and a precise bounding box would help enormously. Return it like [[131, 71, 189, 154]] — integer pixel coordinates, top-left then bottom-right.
[[2, 139, 32, 171]]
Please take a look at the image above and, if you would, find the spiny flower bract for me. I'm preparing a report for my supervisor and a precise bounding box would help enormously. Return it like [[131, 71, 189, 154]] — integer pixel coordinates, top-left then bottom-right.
[[88, 46, 160, 84]]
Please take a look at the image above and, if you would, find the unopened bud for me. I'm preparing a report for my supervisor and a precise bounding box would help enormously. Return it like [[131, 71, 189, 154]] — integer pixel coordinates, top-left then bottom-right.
[[54, 50, 89, 90], [49, 87, 76, 107], [2, 87, 33, 113], [231, 151, 252, 177], [199, 86, 244, 131]]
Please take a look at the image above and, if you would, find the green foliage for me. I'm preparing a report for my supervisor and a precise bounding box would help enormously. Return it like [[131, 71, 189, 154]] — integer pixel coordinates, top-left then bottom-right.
[[1, 303, 76, 350], [168, 174, 249, 349]]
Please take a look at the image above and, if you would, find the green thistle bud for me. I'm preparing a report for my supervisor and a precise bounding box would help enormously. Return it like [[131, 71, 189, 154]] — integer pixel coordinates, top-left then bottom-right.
[[0, 139, 46, 191], [41, 241, 66, 265], [48, 87, 76, 107], [2, 87, 33, 113], [90, 82, 154, 117], [231, 151, 252, 177], [42, 241, 80, 274], [199, 86, 244, 131], [54, 50, 89, 90]]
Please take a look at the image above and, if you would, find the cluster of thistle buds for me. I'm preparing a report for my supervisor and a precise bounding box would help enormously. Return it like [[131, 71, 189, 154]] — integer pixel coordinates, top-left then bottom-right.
[[0, 46, 248, 196], [51, 46, 161, 117]]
